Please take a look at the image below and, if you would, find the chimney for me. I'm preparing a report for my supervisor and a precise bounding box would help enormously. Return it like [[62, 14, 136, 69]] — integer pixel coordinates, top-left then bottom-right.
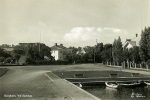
[[60, 44, 63, 46], [136, 34, 138, 37], [126, 39, 131, 41], [55, 43, 57, 46]]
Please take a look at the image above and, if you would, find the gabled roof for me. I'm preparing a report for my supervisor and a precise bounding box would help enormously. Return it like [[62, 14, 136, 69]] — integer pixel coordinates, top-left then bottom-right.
[[76, 47, 86, 54], [51, 45, 67, 50], [123, 41, 136, 48], [127, 41, 136, 46]]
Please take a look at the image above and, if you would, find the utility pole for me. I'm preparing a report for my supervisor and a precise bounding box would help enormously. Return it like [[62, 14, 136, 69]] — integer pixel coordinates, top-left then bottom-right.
[[39, 33, 41, 53], [94, 49, 95, 65], [94, 39, 97, 65], [141, 14, 142, 31]]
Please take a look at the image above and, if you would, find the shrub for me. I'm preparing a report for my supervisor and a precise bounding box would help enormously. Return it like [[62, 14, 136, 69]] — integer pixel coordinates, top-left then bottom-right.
[[147, 59, 150, 69], [5, 57, 12, 63], [0, 57, 5, 62]]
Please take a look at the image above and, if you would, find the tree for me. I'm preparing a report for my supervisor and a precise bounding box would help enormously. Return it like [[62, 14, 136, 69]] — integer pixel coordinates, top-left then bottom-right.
[[112, 37, 123, 66], [65, 47, 78, 63], [139, 27, 150, 69], [116, 37, 123, 65], [112, 39, 117, 65], [12, 46, 25, 62], [0, 57, 5, 62], [122, 48, 130, 68], [101, 44, 112, 65], [130, 46, 141, 68], [28, 44, 52, 61], [84, 46, 94, 62], [0, 48, 11, 58], [5, 57, 12, 63], [95, 43, 103, 63]]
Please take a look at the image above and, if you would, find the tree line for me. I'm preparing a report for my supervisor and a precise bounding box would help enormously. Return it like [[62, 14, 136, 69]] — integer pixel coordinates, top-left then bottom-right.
[[0, 27, 150, 67], [65, 27, 150, 69]]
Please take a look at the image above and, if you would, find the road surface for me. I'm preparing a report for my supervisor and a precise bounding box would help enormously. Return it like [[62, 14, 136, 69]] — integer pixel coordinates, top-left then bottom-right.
[[0, 64, 149, 100], [0, 64, 101, 100]]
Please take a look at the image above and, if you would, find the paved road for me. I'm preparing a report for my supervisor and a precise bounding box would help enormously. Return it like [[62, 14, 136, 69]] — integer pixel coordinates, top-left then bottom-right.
[[0, 64, 101, 100], [0, 64, 149, 100]]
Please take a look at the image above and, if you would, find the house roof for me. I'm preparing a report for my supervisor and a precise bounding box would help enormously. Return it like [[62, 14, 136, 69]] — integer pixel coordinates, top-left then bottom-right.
[[2, 47, 14, 52], [123, 41, 136, 48], [76, 47, 86, 54], [127, 41, 136, 46], [51, 45, 67, 50]]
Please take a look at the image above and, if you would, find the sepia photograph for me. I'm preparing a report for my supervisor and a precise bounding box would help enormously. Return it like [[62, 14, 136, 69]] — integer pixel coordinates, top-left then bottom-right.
[[0, 0, 150, 100]]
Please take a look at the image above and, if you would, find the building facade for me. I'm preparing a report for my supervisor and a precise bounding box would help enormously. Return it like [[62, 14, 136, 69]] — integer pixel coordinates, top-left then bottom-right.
[[0, 44, 15, 53], [123, 39, 137, 49], [51, 43, 71, 61]]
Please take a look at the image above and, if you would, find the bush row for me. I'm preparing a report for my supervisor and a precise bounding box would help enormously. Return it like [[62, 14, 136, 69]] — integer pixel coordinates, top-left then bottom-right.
[[26, 58, 71, 65]]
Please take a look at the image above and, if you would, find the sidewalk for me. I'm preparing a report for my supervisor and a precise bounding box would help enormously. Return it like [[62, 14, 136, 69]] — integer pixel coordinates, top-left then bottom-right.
[[46, 72, 101, 100]]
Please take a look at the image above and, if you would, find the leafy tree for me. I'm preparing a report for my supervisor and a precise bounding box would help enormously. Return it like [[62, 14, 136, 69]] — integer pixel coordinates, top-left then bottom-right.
[[130, 46, 141, 68], [28, 44, 52, 61], [112, 37, 123, 66], [116, 37, 123, 65], [65, 47, 78, 63], [112, 39, 117, 65], [101, 44, 112, 65], [0, 57, 5, 62], [139, 27, 150, 68], [147, 27, 150, 67], [12, 46, 25, 62], [84, 46, 94, 62], [5, 57, 12, 63], [122, 48, 130, 68], [0, 48, 11, 58], [95, 43, 103, 63]]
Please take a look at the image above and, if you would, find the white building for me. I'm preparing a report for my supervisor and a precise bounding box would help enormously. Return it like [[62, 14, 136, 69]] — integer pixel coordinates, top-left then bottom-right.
[[123, 34, 140, 49], [51, 43, 71, 61], [123, 39, 137, 49], [76, 47, 86, 55]]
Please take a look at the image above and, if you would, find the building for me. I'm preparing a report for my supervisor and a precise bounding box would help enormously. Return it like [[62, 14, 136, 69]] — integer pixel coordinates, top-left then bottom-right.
[[123, 39, 137, 49], [76, 47, 86, 55], [123, 34, 140, 49], [0, 44, 15, 53], [19, 43, 43, 47], [51, 43, 71, 61]]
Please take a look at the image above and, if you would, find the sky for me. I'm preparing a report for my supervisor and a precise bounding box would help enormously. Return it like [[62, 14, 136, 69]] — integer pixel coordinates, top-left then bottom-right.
[[0, 0, 150, 47]]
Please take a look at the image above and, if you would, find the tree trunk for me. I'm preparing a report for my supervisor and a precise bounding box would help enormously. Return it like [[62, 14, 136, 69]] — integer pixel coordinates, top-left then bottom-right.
[[127, 60, 129, 69], [146, 64, 148, 69], [121, 62, 123, 69], [135, 63, 136, 68], [130, 62, 132, 69], [140, 64, 142, 68], [124, 61, 125, 69], [133, 60, 135, 68]]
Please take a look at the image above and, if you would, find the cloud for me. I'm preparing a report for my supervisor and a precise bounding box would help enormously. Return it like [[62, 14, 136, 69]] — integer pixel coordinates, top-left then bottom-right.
[[63, 27, 126, 43], [64, 27, 99, 42], [104, 27, 122, 33]]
